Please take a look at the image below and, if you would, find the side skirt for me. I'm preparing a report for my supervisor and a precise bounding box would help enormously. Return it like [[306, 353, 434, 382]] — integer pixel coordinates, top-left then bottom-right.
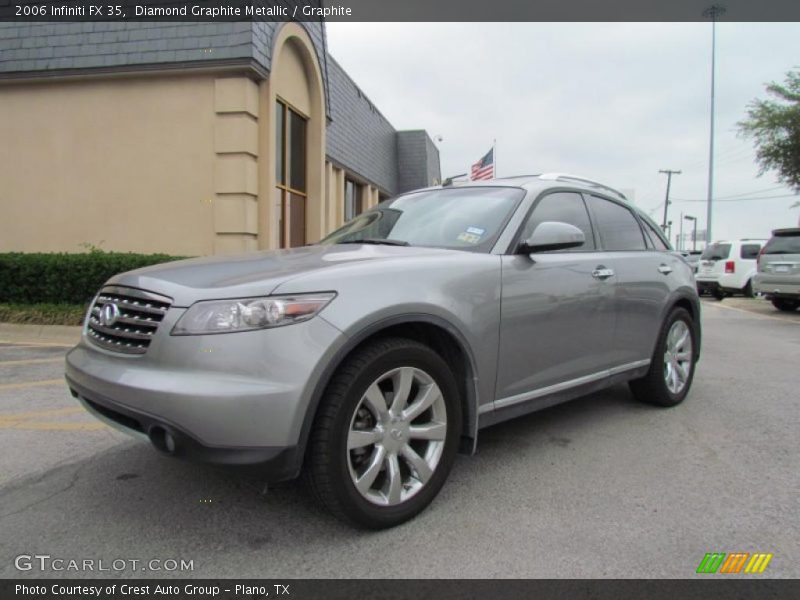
[[477, 361, 651, 429]]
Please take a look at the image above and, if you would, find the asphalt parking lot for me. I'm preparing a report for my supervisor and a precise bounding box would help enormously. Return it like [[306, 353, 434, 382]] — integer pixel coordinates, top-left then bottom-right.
[[0, 299, 798, 579]]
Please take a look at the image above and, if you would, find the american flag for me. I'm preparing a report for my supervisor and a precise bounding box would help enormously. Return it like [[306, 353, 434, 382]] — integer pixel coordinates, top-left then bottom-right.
[[470, 148, 494, 180]]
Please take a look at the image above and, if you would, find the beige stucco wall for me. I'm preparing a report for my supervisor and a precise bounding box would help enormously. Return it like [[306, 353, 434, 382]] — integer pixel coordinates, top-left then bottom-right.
[[0, 74, 217, 256], [0, 30, 372, 257]]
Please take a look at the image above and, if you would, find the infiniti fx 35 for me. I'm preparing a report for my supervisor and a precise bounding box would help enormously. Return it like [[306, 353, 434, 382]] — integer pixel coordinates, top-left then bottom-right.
[[66, 174, 701, 528]]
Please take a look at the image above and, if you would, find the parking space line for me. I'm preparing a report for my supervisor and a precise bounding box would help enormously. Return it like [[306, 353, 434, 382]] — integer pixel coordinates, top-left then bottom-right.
[[0, 379, 65, 391], [0, 407, 84, 420], [703, 301, 800, 325], [0, 421, 106, 431], [0, 358, 64, 366], [0, 340, 73, 348]]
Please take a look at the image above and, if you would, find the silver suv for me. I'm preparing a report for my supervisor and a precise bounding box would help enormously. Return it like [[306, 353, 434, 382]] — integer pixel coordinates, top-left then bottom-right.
[[753, 228, 800, 312], [66, 174, 701, 528]]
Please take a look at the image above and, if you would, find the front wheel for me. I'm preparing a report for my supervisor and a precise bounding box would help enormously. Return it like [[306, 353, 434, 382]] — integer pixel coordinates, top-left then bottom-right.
[[771, 298, 799, 312], [629, 307, 698, 407], [305, 337, 461, 529]]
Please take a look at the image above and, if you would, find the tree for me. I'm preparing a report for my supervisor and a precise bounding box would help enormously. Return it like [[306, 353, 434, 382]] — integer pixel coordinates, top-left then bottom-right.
[[738, 69, 800, 192]]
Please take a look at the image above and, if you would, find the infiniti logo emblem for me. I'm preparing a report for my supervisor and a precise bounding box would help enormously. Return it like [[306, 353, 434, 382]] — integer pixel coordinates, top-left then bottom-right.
[[99, 303, 121, 327]]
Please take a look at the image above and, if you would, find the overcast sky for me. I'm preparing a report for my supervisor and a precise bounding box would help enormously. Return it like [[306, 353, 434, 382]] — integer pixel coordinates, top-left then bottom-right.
[[327, 22, 800, 246]]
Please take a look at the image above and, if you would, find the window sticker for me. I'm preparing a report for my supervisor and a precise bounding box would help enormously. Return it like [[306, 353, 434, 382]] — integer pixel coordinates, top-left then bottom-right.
[[466, 226, 486, 236], [457, 231, 483, 244]]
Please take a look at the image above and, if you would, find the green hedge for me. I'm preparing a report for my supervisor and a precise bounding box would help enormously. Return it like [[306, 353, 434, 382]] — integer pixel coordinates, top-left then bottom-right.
[[0, 252, 188, 305]]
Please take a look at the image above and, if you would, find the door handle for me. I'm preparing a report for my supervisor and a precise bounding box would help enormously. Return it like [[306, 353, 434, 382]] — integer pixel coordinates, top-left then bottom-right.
[[592, 267, 615, 280], [658, 264, 673, 275]]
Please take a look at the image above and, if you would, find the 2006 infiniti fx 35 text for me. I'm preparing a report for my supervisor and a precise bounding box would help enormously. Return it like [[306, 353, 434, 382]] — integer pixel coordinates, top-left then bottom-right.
[[66, 174, 701, 528]]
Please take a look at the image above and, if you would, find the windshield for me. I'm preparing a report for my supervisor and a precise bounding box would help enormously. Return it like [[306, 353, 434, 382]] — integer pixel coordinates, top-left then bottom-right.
[[701, 243, 731, 261], [320, 187, 525, 251], [763, 234, 800, 254]]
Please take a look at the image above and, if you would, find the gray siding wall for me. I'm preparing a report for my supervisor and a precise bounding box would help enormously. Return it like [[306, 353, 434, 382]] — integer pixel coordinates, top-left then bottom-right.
[[325, 56, 398, 195], [396, 130, 441, 193]]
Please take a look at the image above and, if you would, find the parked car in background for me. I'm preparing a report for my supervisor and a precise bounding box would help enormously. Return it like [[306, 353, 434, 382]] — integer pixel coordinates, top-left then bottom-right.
[[753, 228, 800, 312], [680, 250, 702, 274], [695, 239, 765, 299], [65, 174, 701, 528]]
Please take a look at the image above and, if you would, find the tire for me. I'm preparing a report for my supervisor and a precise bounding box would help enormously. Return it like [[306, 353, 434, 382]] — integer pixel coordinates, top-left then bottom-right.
[[743, 280, 754, 298], [305, 337, 462, 529], [712, 289, 725, 301], [771, 298, 800, 312], [629, 307, 698, 407]]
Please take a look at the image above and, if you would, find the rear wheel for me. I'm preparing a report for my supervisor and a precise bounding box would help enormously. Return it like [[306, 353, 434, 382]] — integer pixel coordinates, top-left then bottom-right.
[[712, 289, 726, 301], [771, 298, 799, 312], [743, 279, 754, 298], [305, 337, 461, 529], [629, 307, 697, 407]]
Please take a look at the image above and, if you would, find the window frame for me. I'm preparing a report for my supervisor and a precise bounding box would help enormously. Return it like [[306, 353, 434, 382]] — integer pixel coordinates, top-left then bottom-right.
[[638, 213, 672, 251], [275, 98, 308, 248], [583, 193, 649, 252]]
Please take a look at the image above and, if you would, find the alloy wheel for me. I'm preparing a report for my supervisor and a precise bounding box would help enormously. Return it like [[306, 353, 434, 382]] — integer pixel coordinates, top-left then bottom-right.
[[347, 367, 447, 506], [663, 320, 693, 395]]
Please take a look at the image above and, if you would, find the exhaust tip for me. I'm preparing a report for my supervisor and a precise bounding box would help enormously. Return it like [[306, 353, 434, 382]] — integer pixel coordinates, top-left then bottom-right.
[[149, 425, 177, 455]]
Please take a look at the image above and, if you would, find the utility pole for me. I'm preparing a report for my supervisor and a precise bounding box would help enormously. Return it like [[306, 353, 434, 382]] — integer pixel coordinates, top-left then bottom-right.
[[679, 212, 684, 251], [703, 3, 726, 245], [659, 169, 681, 230]]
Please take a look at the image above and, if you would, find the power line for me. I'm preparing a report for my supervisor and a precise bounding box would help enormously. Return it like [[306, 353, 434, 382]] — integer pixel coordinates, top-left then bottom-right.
[[672, 185, 787, 202], [673, 193, 799, 203]]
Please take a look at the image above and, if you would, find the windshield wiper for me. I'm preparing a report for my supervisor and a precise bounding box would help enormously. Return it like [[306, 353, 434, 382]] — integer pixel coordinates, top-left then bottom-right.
[[337, 238, 410, 246]]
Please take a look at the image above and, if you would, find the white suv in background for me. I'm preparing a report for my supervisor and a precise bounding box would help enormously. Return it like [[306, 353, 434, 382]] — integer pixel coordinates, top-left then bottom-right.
[[695, 239, 766, 300]]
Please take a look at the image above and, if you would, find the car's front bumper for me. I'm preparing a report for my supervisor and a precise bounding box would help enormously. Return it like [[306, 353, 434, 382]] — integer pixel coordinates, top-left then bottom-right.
[[65, 310, 346, 477], [753, 274, 800, 298]]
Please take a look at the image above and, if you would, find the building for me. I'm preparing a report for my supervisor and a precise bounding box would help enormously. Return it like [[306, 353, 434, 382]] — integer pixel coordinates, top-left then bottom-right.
[[0, 21, 441, 256]]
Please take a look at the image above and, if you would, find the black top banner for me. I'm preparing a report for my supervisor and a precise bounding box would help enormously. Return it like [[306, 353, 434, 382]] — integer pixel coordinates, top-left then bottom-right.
[[2, 0, 800, 22]]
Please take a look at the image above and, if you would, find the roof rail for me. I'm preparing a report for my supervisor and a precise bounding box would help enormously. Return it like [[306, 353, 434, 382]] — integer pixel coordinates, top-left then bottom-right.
[[539, 173, 627, 201]]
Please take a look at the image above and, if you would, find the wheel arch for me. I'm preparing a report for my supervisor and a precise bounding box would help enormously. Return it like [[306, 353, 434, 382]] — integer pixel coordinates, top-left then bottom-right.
[[294, 314, 482, 477], [660, 291, 702, 361]]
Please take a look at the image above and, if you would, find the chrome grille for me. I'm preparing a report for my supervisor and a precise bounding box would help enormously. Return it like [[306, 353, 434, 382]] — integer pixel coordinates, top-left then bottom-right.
[[86, 286, 172, 355]]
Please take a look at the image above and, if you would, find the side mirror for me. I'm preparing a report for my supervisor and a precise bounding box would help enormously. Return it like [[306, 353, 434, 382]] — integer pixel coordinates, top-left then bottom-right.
[[518, 221, 586, 254]]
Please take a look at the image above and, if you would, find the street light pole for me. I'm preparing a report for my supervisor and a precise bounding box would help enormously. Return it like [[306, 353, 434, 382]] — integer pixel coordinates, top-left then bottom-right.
[[684, 215, 698, 252], [659, 169, 681, 230], [703, 3, 726, 245]]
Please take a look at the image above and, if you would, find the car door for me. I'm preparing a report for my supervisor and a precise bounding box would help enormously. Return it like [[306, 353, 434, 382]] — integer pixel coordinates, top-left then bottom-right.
[[496, 192, 617, 403], [584, 194, 676, 366]]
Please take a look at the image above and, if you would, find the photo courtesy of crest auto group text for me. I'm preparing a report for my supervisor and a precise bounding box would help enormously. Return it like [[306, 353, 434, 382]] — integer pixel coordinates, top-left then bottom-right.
[[0, 1, 799, 598]]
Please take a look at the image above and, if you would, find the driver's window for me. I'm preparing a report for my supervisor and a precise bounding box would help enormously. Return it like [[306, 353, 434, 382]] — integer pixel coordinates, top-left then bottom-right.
[[522, 192, 596, 250]]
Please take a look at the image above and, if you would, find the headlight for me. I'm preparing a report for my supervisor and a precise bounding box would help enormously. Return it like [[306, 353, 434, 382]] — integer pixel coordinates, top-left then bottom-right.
[[171, 293, 336, 335]]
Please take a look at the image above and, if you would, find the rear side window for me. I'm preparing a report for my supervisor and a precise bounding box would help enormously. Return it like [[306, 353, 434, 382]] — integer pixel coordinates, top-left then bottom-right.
[[763, 234, 800, 254], [740, 244, 761, 259], [641, 219, 670, 251], [701, 243, 731, 260], [586, 195, 647, 251], [521, 192, 595, 250]]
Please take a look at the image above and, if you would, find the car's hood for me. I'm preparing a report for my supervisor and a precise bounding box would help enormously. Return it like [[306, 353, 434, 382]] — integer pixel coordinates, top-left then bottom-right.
[[108, 244, 460, 306]]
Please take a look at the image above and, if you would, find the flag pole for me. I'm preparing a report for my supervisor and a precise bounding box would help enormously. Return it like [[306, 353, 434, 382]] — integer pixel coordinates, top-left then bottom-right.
[[493, 138, 497, 178]]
